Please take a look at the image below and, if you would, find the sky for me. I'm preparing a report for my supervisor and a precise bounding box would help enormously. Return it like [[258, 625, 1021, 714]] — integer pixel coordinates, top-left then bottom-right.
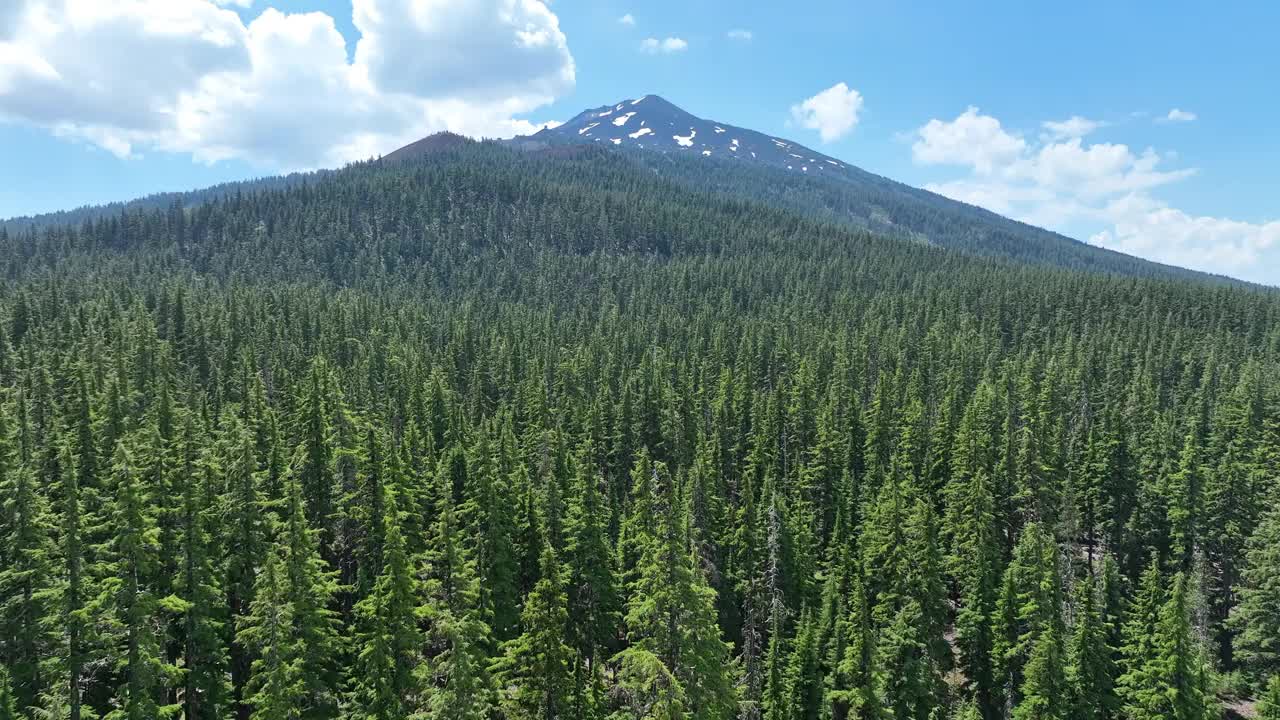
[[1, 1, 1278, 285]]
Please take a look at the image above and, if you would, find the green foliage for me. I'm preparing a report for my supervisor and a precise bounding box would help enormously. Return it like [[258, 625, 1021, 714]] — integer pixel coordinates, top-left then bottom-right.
[[1231, 502, 1280, 687], [492, 540, 574, 720], [1259, 674, 1280, 720], [348, 491, 421, 720], [0, 139, 1275, 720]]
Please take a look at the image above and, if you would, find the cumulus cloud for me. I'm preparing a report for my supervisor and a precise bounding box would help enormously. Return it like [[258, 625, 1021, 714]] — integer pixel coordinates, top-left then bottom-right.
[[0, 0, 575, 168], [1040, 115, 1105, 141], [640, 36, 687, 54], [353, 0, 573, 105], [618, 13, 635, 26], [1091, 195, 1280, 273], [727, 29, 752, 41], [1163, 108, 1197, 123], [789, 82, 863, 143], [912, 106, 1025, 173], [912, 106, 1279, 282]]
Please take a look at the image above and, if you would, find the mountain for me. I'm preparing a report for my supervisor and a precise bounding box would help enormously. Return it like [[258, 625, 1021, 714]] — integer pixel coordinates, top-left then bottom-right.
[[534, 94, 851, 175], [523, 95, 1243, 285], [0, 94, 1252, 287]]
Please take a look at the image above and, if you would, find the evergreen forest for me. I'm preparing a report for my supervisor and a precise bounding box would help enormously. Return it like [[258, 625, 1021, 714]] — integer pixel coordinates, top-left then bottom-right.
[[0, 142, 1278, 720]]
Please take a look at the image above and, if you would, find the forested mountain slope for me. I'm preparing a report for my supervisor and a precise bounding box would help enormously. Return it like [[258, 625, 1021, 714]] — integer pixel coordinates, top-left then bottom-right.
[[520, 96, 1243, 284], [0, 140, 1278, 720]]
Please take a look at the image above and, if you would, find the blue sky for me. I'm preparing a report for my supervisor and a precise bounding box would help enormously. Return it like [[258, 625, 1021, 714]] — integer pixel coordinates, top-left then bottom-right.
[[1, 1, 1277, 283]]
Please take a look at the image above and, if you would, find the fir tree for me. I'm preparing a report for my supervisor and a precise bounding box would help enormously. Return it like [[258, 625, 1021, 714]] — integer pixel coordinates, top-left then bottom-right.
[[1066, 574, 1117, 720], [1012, 622, 1066, 720], [1117, 559, 1165, 720], [0, 665, 17, 720], [1230, 502, 1280, 686], [100, 439, 177, 720], [781, 608, 823, 720], [563, 441, 620, 718], [1258, 674, 1280, 720], [0, 455, 57, 712], [874, 599, 945, 720], [416, 465, 496, 720], [240, 472, 341, 720], [349, 491, 421, 720], [492, 540, 574, 720], [621, 460, 737, 720], [239, 550, 304, 720], [173, 425, 230, 720]]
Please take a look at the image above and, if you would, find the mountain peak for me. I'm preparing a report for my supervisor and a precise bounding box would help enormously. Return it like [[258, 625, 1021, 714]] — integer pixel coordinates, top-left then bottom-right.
[[532, 94, 848, 175], [381, 131, 473, 164]]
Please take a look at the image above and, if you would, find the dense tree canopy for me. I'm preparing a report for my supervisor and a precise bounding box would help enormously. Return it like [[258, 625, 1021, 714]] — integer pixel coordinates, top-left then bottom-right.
[[0, 142, 1276, 719]]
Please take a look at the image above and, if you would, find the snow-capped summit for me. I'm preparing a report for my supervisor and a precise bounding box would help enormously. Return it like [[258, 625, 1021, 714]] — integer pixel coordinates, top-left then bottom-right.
[[531, 94, 848, 175]]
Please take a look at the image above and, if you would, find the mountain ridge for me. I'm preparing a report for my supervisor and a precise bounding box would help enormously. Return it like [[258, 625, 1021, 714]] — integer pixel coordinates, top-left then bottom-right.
[[0, 94, 1264, 288], [516, 95, 1256, 287]]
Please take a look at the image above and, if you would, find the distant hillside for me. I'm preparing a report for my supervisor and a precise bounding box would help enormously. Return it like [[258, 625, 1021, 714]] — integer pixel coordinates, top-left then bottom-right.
[[519, 95, 1243, 285]]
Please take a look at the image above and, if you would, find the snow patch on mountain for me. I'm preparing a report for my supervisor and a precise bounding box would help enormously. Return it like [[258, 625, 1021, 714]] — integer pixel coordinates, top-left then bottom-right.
[[529, 94, 855, 176]]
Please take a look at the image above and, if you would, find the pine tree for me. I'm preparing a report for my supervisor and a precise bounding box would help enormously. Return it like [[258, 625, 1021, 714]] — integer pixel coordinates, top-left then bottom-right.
[[828, 567, 878, 720], [992, 522, 1061, 713], [297, 360, 336, 555], [1117, 559, 1165, 720], [1013, 622, 1066, 720], [51, 442, 89, 720], [945, 462, 1002, 719], [621, 460, 737, 720], [224, 418, 266, 720], [1066, 574, 1117, 720], [172, 424, 230, 720], [1152, 573, 1214, 720], [492, 540, 573, 720], [0, 665, 17, 720], [607, 647, 688, 720], [782, 608, 823, 720], [100, 439, 178, 720], [874, 598, 945, 720], [1120, 569, 1215, 720], [469, 425, 520, 644], [416, 466, 496, 720], [1258, 674, 1280, 720], [1230, 502, 1280, 686], [563, 441, 620, 718], [352, 427, 389, 602], [349, 490, 421, 720], [0, 451, 57, 712], [239, 549, 304, 720], [240, 472, 341, 720]]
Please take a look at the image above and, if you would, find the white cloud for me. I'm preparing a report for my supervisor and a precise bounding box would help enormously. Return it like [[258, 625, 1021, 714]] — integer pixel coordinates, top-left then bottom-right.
[[618, 13, 635, 26], [212, 0, 253, 6], [727, 29, 752, 41], [912, 106, 1025, 173], [352, 0, 573, 105], [789, 82, 863, 143], [1040, 115, 1105, 141], [640, 36, 687, 54], [1163, 108, 1197, 123], [1091, 194, 1280, 273], [913, 106, 1279, 283], [0, 0, 575, 168]]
